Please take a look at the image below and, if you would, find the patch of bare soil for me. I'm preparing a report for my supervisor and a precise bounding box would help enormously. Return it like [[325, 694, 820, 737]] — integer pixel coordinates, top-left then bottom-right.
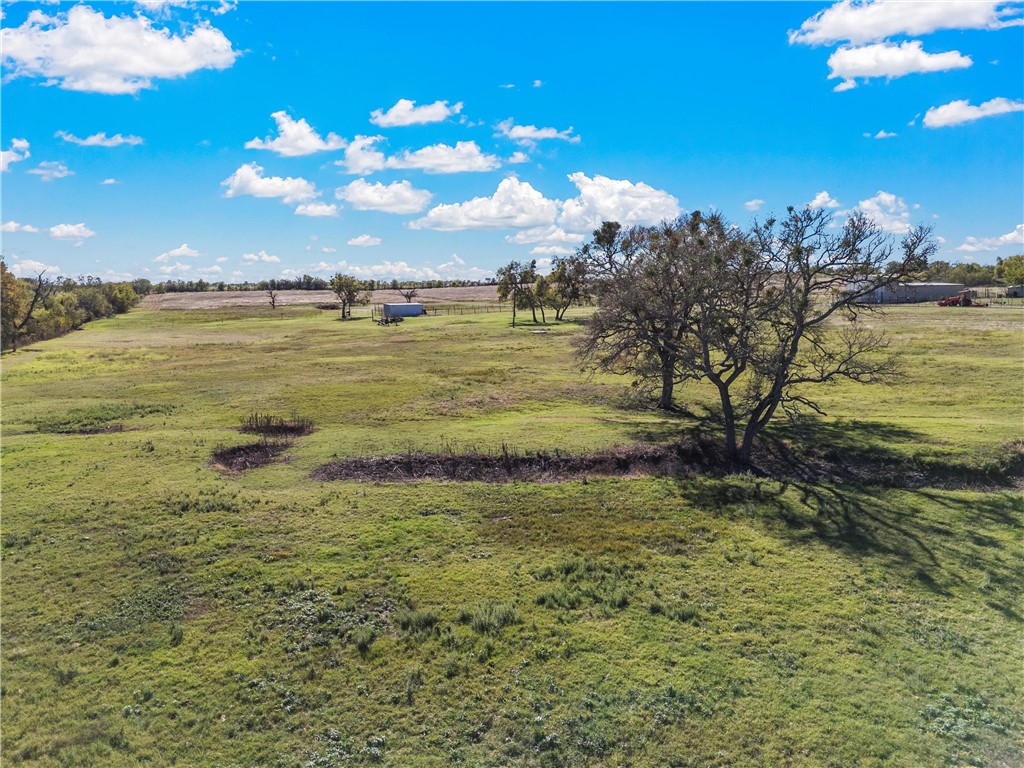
[[310, 440, 1024, 489], [311, 444, 713, 484], [211, 440, 292, 472]]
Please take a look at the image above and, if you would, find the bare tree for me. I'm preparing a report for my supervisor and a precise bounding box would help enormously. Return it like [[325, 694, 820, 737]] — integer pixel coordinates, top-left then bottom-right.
[[398, 287, 418, 303], [577, 208, 935, 465], [267, 289, 278, 310]]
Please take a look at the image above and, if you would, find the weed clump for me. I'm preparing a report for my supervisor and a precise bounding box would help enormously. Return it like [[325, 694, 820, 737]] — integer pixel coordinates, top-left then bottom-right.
[[241, 412, 315, 437], [397, 607, 439, 636], [458, 600, 520, 634]]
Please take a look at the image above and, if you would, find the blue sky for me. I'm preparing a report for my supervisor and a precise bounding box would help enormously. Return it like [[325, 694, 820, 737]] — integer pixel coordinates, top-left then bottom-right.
[[2, 1, 1022, 282]]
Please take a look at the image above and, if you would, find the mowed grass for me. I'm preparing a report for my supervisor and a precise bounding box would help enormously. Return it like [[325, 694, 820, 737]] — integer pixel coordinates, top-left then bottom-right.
[[1, 303, 1022, 767]]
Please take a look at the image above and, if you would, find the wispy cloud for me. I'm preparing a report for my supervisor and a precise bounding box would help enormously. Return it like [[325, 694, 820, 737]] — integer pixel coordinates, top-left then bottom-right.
[[55, 130, 143, 147]]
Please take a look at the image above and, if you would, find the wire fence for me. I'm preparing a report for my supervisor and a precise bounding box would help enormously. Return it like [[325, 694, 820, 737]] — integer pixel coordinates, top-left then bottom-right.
[[370, 303, 508, 320]]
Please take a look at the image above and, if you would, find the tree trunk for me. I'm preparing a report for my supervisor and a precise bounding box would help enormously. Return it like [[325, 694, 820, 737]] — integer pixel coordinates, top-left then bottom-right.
[[714, 381, 740, 465], [539, 304, 546, 323], [658, 372, 674, 410]]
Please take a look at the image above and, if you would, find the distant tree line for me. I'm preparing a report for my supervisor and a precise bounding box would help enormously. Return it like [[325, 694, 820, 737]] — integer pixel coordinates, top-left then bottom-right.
[[1, 262, 142, 351], [910, 256, 1024, 287], [151, 276, 497, 294]]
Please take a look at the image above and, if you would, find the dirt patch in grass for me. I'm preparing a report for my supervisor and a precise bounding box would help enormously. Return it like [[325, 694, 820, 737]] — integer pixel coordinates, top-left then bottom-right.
[[310, 440, 1024, 489], [211, 440, 292, 472], [311, 443, 713, 484]]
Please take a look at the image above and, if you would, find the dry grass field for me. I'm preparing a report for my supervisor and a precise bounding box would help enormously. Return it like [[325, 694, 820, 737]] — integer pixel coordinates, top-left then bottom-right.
[[141, 285, 500, 311]]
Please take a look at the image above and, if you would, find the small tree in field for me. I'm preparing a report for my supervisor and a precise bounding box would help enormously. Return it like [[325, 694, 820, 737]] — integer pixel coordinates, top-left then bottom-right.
[[267, 289, 278, 309], [329, 273, 368, 319], [545, 255, 590, 320], [398, 287, 418, 303], [577, 208, 936, 466], [496, 260, 540, 326]]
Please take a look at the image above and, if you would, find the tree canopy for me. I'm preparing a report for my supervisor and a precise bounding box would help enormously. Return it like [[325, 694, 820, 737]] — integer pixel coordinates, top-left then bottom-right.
[[576, 208, 936, 466]]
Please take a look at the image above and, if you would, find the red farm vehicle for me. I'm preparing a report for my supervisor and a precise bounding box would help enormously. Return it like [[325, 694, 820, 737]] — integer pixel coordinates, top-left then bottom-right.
[[937, 290, 970, 309]]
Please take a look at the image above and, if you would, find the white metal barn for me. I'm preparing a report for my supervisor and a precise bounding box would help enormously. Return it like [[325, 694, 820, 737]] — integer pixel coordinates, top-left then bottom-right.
[[383, 302, 426, 318], [862, 282, 967, 304]]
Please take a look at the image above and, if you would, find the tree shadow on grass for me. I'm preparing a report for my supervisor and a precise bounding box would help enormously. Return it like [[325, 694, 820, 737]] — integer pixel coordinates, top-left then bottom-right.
[[675, 415, 1023, 618], [686, 471, 1023, 620]]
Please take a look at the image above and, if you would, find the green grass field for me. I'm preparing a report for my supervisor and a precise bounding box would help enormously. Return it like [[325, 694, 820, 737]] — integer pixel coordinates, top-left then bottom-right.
[[2, 303, 1022, 767]]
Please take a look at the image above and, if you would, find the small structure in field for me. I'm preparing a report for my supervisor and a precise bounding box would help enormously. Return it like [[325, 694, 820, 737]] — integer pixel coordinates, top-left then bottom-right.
[[1007, 285, 1024, 299], [383, 302, 426, 318], [856, 282, 967, 304]]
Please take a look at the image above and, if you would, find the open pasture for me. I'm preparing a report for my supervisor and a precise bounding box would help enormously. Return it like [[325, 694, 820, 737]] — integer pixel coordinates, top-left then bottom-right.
[[1, 303, 1022, 767]]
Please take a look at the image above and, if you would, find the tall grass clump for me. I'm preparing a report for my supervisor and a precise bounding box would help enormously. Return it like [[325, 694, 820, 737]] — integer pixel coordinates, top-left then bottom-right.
[[241, 412, 315, 437], [458, 600, 520, 634]]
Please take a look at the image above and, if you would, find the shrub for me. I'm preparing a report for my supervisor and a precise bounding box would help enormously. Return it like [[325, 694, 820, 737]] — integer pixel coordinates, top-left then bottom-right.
[[351, 625, 375, 655]]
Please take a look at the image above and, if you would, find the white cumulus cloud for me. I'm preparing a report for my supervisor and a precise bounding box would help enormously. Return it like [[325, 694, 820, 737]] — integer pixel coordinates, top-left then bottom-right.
[[955, 224, 1024, 252], [242, 250, 281, 263], [294, 202, 338, 217], [155, 243, 200, 262], [508, 151, 530, 164], [410, 177, 560, 231], [221, 162, 318, 204], [1, 221, 40, 233], [159, 262, 192, 275], [55, 130, 143, 147], [849, 190, 912, 233], [827, 41, 972, 91], [387, 141, 501, 174], [505, 226, 585, 247], [9, 258, 61, 277], [0, 5, 238, 94], [497, 119, 580, 147], [789, 0, 1022, 46], [336, 135, 387, 175], [49, 222, 96, 241], [807, 190, 841, 209], [335, 178, 432, 214], [557, 173, 680, 235], [245, 111, 345, 157], [347, 234, 382, 247], [744, 199, 766, 212], [369, 99, 463, 127], [100, 178, 119, 185], [1, 138, 30, 171], [923, 97, 1024, 128], [530, 245, 576, 256], [28, 161, 73, 181]]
